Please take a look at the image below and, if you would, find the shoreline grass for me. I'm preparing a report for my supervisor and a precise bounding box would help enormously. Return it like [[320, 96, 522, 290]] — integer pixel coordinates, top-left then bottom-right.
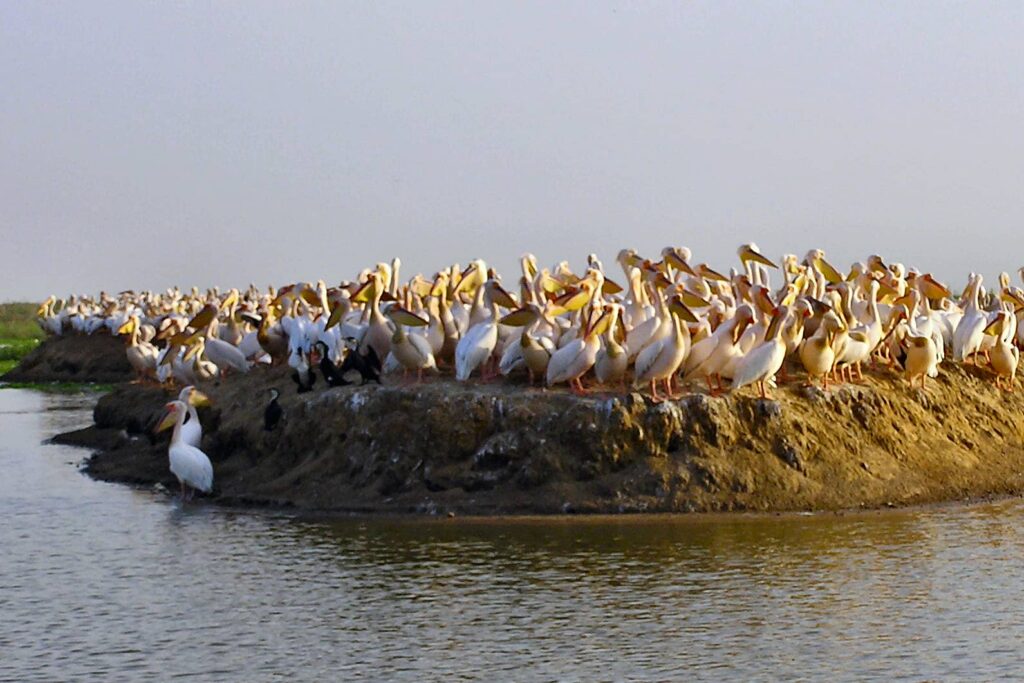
[[0, 302, 45, 377], [0, 302, 45, 341]]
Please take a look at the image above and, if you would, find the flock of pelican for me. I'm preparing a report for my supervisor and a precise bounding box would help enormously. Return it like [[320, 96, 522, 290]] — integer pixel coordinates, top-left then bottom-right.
[[38, 246, 1024, 404], [37, 245, 1024, 499]]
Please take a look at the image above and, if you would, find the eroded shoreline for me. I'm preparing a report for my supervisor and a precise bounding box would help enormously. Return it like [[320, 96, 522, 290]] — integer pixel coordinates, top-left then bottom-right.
[[26, 333, 1024, 515]]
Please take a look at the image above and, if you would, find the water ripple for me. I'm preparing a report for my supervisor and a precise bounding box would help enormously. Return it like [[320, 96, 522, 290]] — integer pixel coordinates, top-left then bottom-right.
[[0, 388, 1022, 681]]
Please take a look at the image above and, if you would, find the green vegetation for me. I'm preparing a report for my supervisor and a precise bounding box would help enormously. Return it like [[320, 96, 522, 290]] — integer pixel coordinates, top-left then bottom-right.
[[0, 380, 115, 394], [0, 302, 45, 340], [0, 302, 44, 376]]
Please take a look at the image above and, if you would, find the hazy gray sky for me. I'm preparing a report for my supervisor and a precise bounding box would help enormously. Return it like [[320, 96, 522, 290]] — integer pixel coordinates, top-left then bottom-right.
[[2, 1, 1022, 300]]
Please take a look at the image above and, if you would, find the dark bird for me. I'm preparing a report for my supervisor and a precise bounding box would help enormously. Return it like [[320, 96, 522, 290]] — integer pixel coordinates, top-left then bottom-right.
[[315, 340, 346, 387], [291, 348, 317, 393], [337, 336, 382, 385], [264, 387, 283, 431]]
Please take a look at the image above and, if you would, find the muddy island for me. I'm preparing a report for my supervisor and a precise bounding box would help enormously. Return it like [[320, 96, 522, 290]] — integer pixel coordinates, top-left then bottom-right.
[[42, 355, 1024, 515]]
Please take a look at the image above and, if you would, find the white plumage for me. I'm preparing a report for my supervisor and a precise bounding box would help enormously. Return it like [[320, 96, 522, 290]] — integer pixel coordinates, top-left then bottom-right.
[[157, 399, 214, 498]]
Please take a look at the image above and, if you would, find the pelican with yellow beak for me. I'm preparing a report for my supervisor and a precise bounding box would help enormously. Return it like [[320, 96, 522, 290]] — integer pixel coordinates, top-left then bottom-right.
[[633, 295, 698, 402], [546, 308, 609, 394], [117, 314, 160, 380], [985, 309, 1019, 392], [176, 385, 211, 448], [387, 307, 437, 382], [155, 400, 214, 500], [732, 305, 790, 399], [455, 279, 517, 381]]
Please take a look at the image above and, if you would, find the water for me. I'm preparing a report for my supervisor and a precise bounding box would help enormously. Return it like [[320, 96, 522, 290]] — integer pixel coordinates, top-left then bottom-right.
[[2, 387, 1023, 681]]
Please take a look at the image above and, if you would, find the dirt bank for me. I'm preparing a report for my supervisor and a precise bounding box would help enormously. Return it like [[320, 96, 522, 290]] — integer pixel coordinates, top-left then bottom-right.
[[1, 334, 132, 384], [53, 358, 1024, 515]]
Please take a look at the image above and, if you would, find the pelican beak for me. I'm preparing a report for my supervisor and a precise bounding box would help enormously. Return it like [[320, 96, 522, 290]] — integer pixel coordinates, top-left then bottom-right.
[[664, 251, 698, 277], [350, 280, 374, 304], [499, 307, 538, 326], [602, 277, 624, 295], [182, 341, 202, 361], [698, 264, 729, 282], [222, 290, 239, 310], [921, 275, 952, 300], [555, 287, 590, 312], [741, 246, 779, 269], [326, 305, 347, 329], [155, 405, 178, 433], [187, 305, 217, 331], [815, 257, 844, 284], [587, 310, 613, 337], [490, 283, 519, 309], [300, 287, 321, 307], [189, 390, 212, 407], [116, 319, 134, 335], [680, 290, 712, 309], [652, 273, 673, 290], [669, 297, 699, 323], [538, 273, 563, 295], [389, 307, 429, 327], [999, 289, 1024, 308], [765, 309, 785, 338]]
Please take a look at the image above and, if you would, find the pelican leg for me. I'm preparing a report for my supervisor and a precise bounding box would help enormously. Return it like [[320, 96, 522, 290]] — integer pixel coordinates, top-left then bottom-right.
[[670, 374, 681, 397], [665, 378, 677, 400], [649, 380, 663, 403], [180, 481, 187, 500]]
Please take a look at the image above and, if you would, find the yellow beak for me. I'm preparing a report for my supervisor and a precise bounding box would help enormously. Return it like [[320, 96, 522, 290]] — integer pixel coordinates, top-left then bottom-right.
[[155, 408, 178, 433], [189, 390, 212, 407], [741, 246, 779, 269]]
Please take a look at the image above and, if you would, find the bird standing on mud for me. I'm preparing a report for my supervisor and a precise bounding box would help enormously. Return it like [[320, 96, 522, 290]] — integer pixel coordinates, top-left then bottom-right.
[[155, 400, 214, 500], [264, 388, 283, 431]]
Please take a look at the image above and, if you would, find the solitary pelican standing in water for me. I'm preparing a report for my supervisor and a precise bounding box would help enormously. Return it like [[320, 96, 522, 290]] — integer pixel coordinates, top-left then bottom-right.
[[156, 400, 214, 500]]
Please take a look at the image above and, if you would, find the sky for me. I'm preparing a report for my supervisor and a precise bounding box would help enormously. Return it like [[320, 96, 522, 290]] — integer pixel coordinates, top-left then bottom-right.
[[1, 1, 1022, 300]]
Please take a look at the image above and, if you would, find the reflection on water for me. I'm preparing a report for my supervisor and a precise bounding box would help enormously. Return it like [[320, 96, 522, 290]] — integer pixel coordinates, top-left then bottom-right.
[[1, 387, 1021, 680]]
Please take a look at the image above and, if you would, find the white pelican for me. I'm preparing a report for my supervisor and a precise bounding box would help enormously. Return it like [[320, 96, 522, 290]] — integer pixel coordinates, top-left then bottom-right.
[[116, 314, 159, 380], [953, 273, 988, 363], [388, 307, 436, 382], [594, 303, 628, 389], [498, 303, 558, 385], [546, 309, 608, 394], [156, 400, 214, 500], [176, 385, 211, 448], [798, 310, 841, 390], [732, 305, 789, 399], [633, 296, 698, 402], [986, 309, 1019, 392], [684, 305, 754, 394], [455, 280, 517, 381]]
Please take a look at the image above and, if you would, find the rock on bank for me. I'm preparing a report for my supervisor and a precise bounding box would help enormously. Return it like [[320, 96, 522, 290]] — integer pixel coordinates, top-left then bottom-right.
[[59, 362, 1024, 515]]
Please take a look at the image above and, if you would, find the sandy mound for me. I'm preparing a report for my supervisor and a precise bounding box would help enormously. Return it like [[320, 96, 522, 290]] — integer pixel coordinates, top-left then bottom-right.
[[55, 358, 1024, 515]]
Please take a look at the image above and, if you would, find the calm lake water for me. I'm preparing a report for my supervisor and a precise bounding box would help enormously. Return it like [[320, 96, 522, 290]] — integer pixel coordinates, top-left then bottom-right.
[[2, 387, 1023, 681]]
